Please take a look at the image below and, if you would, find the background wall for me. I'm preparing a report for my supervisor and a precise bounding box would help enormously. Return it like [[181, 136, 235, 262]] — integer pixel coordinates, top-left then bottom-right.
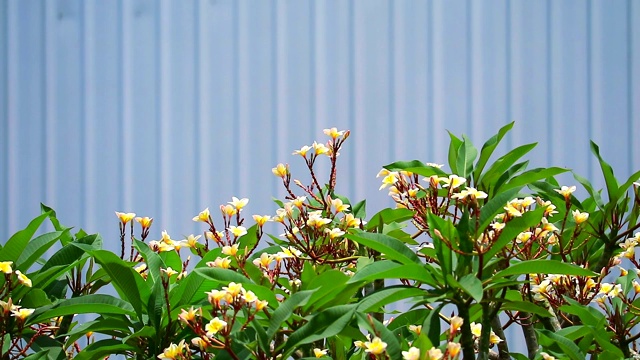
[[1, 0, 639, 267]]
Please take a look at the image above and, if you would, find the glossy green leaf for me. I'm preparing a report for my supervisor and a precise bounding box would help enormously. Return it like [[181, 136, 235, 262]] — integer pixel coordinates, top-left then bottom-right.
[[502, 167, 569, 191], [590, 141, 618, 202], [267, 290, 313, 340], [283, 304, 357, 354], [447, 131, 463, 174], [347, 260, 438, 287], [537, 329, 584, 360], [345, 231, 420, 265], [28, 294, 135, 325], [456, 135, 478, 179], [473, 121, 514, 183], [194, 267, 251, 284], [366, 208, 415, 232], [358, 286, 425, 312], [457, 274, 483, 302], [501, 301, 551, 317], [0, 212, 50, 262], [479, 143, 537, 189], [478, 187, 523, 232], [16, 230, 67, 271], [493, 259, 596, 279], [74, 339, 137, 360], [483, 207, 546, 260]]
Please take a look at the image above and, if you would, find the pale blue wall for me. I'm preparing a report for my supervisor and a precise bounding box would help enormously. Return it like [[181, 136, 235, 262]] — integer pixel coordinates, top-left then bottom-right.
[[1, 0, 639, 257]]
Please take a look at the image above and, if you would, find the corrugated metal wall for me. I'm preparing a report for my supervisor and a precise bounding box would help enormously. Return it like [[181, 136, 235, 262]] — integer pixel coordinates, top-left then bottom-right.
[[1, 0, 639, 254]]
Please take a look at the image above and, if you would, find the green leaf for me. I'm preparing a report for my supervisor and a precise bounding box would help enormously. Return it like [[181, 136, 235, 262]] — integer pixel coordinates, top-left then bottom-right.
[[194, 267, 251, 284], [345, 231, 420, 265], [74, 339, 137, 360], [347, 260, 438, 287], [478, 187, 523, 232], [283, 304, 357, 354], [456, 135, 478, 179], [537, 329, 584, 360], [493, 259, 597, 279], [501, 301, 551, 317], [0, 212, 50, 262], [457, 274, 483, 302], [62, 316, 133, 348], [357, 285, 425, 313], [479, 143, 537, 189], [366, 208, 415, 232], [356, 312, 402, 360], [352, 199, 367, 219], [16, 230, 67, 271], [590, 141, 618, 202], [422, 304, 444, 349], [502, 167, 569, 191], [573, 172, 605, 209], [483, 207, 546, 260], [615, 169, 640, 202], [91, 250, 149, 319], [559, 298, 605, 326], [28, 294, 135, 325], [473, 121, 514, 183], [267, 290, 313, 340], [447, 131, 463, 174]]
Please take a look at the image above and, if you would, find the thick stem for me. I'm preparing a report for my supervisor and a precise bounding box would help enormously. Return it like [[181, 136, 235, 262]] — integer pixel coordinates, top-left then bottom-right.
[[519, 312, 538, 359], [490, 316, 510, 360], [457, 302, 476, 360], [477, 303, 492, 360]]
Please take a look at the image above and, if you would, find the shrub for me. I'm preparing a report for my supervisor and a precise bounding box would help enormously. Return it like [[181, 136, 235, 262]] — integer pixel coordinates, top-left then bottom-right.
[[1, 123, 639, 360]]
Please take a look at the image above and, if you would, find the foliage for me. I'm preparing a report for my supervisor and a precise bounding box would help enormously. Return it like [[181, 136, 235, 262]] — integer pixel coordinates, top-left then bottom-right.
[[2, 124, 640, 360]]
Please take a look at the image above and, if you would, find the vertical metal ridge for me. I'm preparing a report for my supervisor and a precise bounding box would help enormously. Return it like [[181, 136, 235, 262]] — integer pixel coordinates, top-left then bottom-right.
[[309, 1, 316, 139], [465, 0, 472, 136], [1, 0, 9, 237], [347, 0, 355, 198], [387, 0, 395, 161], [627, 0, 634, 175], [44, 1, 54, 210], [271, 1, 279, 198], [232, 1, 240, 197], [157, 1, 169, 224], [545, 0, 553, 166], [79, 0, 87, 227], [505, 0, 512, 150], [426, 0, 434, 160], [193, 0, 201, 219], [120, 0, 132, 209], [586, 0, 593, 180]]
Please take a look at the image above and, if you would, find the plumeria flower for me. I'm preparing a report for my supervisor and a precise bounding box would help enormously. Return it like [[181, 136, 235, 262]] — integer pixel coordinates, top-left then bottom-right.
[[450, 316, 463, 334], [426, 162, 444, 168], [323, 127, 345, 139], [253, 253, 274, 268], [0, 261, 13, 274], [223, 282, 244, 297], [572, 210, 589, 224], [185, 234, 201, 248], [489, 332, 503, 344], [447, 342, 461, 357], [228, 226, 247, 238], [470, 322, 482, 337], [330, 197, 350, 213], [193, 208, 210, 222], [408, 324, 422, 335], [178, 307, 199, 323], [135, 216, 153, 228], [222, 244, 239, 256], [205, 317, 227, 337], [292, 196, 307, 208], [221, 204, 237, 216], [293, 145, 312, 157], [253, 214, 271, 226], [191, 337, 207, 349], [158, 340, 187, 360], [272, 163, 289, 177], [312, 141, 330, 155], [379, 171, 400, 190], [325, 228, 346, 239], [307, 216, 332, 229], [402, 347, 420, 360], [228, 196, 249, 210], [161, 267, 179, 277], [504, 203, 523, 217], [11, 308, 34, 321], [451, 187, 488, 200], [364, 337, 387, 355], [207, 257, 232, 269], [313, 348, 328, 358], [599, 283, 622, 297], [540, 352, 556, 360], [441, 174, 466, 189], [243, 290, 258, 303], [115, 211, 136, 224], [427, 347, 443, 360], [516, 231, 532, 243], [555, 185, 576, 199], [342, 213, 365, 227], [15, 270, 32, 287], [255, 299, 269, 311]]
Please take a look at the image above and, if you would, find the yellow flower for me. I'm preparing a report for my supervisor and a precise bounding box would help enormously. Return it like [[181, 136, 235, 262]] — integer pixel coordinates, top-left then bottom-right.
[[207, 257, 232, 269], [158, 340, 187, 360], [379, 172, 399, 190], [516, 231, 532, 243], [377, 169, 390, 178], [178, 307, 199, 323], [11, 308, 34, 321], [532, 280, 552, 295], [0, 261, 13, 274], [205, 317, 227, 336], [228, 226, 247, 238], [15, 270, 32, 287], [193, 208, 210, 222], [292, 196, 307, 208], [293, 145, 312, 157], [572, 210, 589, 224], [135, 216, 153, 228], [191, 337, 207, 349], [313, 348, 328, 358], [541, 218, 559, 233], [312, 141, 330, 155], [450, 315, 463, 334], [555, 185, 576, 199], [253, 214, 271, 226], [206, 289, 227, 305], [442, 175, 466, 189], [325, 228, 346, 239], [451, 187, 487, 200], [221, 204, 237, 216], [402, 347, 420, 360], [504, 203, 522, 217], [408, 324, 422, 335], [228, 196, 249, 210], [243, 290, 258, 303], [447, 342, 461, 357], [364, 337, 387, 355], [307, 216, 332, 229], [470, 322, 482, 337], [280, 246, 302, 258], [161, 267, 179, 277], [185, 234, 201, 248], [633, 280, 640, 293], [272, 163, 289, 177], [222, 244, 239, 256], [540, 352, 556, 360], [253, 253, 273, 268], [427, 347, 443, 360], [115, 211, 136, 224], [255, 299, 269, 311], [489, 332, 503, 344], [331, 198, 350, 213], [223, 282, 244, 297], [323, 127, 345, 139]]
